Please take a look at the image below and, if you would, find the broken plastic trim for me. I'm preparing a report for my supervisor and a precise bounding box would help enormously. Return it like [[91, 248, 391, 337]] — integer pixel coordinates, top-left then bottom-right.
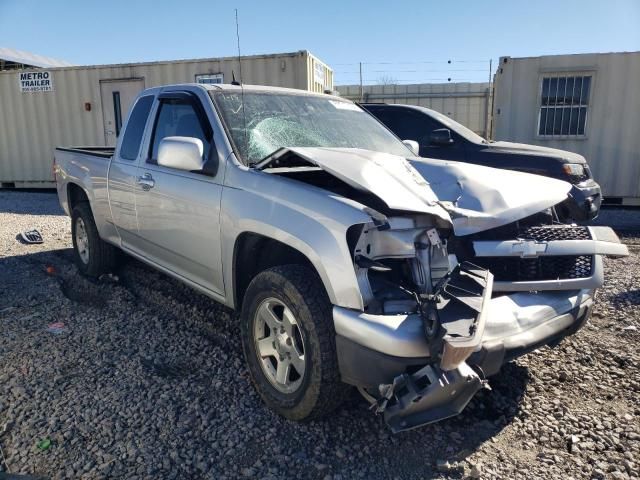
[[376, 362, 484, 433], [19, 229, 43, 244], [427, 262, 494, 371]]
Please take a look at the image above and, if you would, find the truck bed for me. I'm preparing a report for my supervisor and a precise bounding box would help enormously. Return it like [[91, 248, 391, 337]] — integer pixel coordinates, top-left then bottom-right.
[[55, 146, 115, 158], [54, 146, 115, 219]]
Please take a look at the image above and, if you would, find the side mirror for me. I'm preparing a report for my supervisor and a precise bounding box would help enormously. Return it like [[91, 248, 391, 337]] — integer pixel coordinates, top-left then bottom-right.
[[157, 136, 205, 171], [429, 128, 454, 146], [402, 139, 420, 156]]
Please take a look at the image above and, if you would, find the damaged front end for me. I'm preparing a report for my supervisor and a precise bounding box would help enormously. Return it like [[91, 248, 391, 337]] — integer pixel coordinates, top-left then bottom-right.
[[340, 212, 496, 432], [337, 211, 627, 432], [259, 147, 628, 432], [372, 261, 494, 433]]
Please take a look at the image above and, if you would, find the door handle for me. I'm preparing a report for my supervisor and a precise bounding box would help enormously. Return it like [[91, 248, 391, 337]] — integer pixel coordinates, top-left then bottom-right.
[[136, 173, 155, 191]]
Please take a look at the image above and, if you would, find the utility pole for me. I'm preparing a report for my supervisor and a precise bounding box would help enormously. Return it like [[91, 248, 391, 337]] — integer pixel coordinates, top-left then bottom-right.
[[487, 59, 494, 140], [359, 62, 363, 102]]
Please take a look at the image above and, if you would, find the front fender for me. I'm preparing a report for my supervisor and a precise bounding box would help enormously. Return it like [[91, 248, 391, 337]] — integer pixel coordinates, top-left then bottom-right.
[[221, 167, 373, 310]]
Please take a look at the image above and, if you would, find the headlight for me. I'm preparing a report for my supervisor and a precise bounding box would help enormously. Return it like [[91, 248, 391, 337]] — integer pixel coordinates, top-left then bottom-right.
[[562, 163, 585, 177]]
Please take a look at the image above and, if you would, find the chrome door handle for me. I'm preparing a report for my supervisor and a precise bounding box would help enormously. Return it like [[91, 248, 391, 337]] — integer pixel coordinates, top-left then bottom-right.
[[136, 173, 155, 191]]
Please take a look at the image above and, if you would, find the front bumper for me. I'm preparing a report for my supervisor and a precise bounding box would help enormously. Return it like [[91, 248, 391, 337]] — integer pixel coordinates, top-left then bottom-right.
[[562, 179, 602, 221], [335, 289, 593, 387], [335, 288, 594, 431]]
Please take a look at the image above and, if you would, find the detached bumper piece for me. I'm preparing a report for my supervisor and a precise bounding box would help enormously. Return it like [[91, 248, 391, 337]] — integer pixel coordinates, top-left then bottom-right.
[[433, 262, 493, 371], [373, 263, 492, 433], [376, 362, 483, 433]]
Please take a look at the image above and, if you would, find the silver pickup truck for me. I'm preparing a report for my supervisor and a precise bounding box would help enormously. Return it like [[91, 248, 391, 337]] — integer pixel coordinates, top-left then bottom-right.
[[54, 83, 628, 432]]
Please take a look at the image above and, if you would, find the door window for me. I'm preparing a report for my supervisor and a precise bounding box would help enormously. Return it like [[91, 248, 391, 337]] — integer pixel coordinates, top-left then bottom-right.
[[372, 108, 440, 146], [149, 99, 212, 164], [119, 95, 154, 161]]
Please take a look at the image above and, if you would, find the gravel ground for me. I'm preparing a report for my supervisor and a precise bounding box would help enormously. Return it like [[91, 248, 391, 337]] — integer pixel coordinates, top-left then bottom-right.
[[0, 190, 638, 480]]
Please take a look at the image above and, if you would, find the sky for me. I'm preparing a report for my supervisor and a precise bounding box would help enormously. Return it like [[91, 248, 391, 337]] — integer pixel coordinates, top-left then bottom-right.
[[1, 0, 639, 85]]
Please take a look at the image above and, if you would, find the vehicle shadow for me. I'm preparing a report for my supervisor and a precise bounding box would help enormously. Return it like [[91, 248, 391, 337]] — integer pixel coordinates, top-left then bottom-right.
[[609, 289, 640, 307]]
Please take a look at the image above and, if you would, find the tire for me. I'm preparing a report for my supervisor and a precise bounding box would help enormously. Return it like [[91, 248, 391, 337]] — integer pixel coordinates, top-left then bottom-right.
[[240, 265, 350, 421], [71, 202, 119, 277]]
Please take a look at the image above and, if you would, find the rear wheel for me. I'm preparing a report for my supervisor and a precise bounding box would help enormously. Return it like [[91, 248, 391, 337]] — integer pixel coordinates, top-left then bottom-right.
[[240, 265, 350, 421], [71, 203, 118, 277]]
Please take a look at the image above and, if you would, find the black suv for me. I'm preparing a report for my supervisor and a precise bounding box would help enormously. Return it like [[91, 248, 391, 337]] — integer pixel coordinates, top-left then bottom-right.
[[362, 103, 601, 221]]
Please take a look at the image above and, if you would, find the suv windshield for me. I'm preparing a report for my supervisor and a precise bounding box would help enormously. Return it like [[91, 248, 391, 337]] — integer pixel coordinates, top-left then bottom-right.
[[212, 91, 412, 164]]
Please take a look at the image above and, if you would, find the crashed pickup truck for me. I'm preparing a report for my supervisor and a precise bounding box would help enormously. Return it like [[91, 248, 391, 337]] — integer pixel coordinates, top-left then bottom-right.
[[54, 84, 628, 432]]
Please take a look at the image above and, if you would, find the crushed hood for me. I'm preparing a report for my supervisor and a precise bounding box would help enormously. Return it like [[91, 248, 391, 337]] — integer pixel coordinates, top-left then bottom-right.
[[409, 157, 571, 235], [486, 141, 587, 164], [262, 147, 572, 236]]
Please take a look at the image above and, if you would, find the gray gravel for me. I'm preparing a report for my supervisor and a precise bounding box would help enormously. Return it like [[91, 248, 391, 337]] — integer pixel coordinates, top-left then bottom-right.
[[0, 190, 639, 480]]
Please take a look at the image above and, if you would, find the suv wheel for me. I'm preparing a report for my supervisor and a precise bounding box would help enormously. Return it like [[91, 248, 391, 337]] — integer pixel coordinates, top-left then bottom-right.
[[240, 265, 350, 421]]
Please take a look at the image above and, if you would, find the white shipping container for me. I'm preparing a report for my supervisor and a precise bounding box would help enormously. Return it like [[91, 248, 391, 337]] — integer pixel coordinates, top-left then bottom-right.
[[0, 50, 333, 186], [492, 51, 640, 201]]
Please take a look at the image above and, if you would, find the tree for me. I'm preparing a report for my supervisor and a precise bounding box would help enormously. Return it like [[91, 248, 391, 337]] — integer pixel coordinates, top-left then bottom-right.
[[376, 74, 398, 85]]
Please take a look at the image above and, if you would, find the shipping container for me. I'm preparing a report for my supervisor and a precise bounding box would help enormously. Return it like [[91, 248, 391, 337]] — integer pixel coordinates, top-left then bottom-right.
[[492, 51, 640, 202], [337, 82, 492, 138], [0, 50, 333, 187]]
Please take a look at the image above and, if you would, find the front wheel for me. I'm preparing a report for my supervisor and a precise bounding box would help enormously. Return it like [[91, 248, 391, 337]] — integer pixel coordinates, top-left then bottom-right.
[[240, 265, 350, 421]]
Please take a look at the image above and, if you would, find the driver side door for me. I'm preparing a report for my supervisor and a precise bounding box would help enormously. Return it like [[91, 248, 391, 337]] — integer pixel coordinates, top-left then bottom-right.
[[132, 91, 225, 296]]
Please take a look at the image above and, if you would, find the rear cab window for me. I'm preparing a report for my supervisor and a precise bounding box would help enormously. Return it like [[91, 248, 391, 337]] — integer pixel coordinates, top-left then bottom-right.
[[119, 95, 154, 161]]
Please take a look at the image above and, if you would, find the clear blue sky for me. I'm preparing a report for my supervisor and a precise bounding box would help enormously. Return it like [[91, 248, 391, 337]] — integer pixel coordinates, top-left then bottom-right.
[[1, 0, 638, 85]]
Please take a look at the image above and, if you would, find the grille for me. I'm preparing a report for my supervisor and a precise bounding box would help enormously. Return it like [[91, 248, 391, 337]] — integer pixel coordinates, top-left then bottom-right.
[[468, 223, 591, 242], [518, 225, 591, 241], [473, 255, 593, 282]]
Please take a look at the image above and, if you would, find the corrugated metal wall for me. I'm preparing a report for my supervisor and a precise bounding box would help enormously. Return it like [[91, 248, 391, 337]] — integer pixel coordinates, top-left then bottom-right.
[[492, 52, 640, 199], [0, 50, 333, 185], [307, 52, 333, 93], [336, 82, 492, 137]]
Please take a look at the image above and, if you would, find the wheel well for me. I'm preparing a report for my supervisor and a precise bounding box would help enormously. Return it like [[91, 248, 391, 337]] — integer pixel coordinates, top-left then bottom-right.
[[67, 183, 89, 211], [233, 232, 319, 309]]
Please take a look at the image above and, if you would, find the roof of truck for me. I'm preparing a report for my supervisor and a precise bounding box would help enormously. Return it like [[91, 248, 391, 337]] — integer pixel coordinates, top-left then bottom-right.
[[201, 83, 339, 99]]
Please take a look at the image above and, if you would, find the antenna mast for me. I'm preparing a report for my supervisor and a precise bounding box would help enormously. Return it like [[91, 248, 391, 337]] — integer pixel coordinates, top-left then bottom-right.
[[235, 8, 249, 161]]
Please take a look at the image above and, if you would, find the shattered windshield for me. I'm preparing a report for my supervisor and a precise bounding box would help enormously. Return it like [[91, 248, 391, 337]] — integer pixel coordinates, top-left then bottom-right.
[[211, 91, 412, 164]]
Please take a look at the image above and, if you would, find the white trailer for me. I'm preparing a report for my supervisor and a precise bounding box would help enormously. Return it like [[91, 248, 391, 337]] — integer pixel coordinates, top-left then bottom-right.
[[492, 51, 640, 203]]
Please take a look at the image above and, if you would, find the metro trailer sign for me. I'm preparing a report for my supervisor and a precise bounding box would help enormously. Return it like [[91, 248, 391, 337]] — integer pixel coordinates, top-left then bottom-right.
[[19, 71, 54, 93]]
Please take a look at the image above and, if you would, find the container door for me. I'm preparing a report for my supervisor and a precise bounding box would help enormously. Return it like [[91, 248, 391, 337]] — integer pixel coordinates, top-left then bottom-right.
[[100, 79, 145, 145]]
